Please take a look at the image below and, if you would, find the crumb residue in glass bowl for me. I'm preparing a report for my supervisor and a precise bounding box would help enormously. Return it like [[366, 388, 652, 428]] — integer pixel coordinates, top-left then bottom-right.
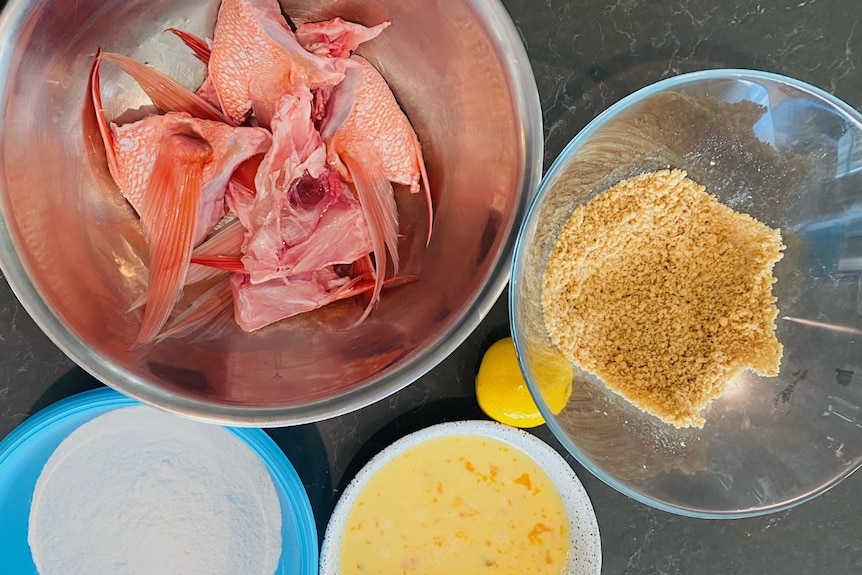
[[541, 168, 785, 428]]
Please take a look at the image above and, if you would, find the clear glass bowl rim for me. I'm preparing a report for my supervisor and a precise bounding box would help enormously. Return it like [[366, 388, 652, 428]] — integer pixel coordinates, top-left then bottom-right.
[[509, 68, 862, 519]]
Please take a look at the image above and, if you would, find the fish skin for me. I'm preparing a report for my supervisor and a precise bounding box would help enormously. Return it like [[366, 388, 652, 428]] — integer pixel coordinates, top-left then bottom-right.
[[209, 0, 346, 126], [111, 112, 271, 246], [323, 55, 427, 194]]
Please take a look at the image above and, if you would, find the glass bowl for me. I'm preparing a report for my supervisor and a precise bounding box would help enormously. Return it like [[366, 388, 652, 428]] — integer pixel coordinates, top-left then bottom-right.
[[510, 69, 862, 518]]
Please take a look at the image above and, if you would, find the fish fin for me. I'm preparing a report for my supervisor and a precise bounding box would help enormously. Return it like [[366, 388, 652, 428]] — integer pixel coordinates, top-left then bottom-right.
[[127, 292, 147, 313], [347, 255, 375, 308], [100, 52, 233, 125], [133, 133, 212, 348], [410, 130, 433, 245], [167, 28, 212, 64], [189, 255, 246, 272], [156, 276, 235, 343], [189, 217, 245, 258], [89, 50, 122, 186], [346, 152, 400, 275], [184, 265, 229, 292], [231, 154, 264, 195], [353, 254, 375, 281], [333, 273, 418, 303], [130, 218, 243, 311], [342, 150, 399, 325]]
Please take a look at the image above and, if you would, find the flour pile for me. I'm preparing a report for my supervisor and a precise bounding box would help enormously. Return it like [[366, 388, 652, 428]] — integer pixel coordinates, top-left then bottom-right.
[[28, 406, 282, 575]]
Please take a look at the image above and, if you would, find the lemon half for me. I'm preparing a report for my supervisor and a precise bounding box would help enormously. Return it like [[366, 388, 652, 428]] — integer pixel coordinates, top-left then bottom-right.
[[475, 337, 573, 428]]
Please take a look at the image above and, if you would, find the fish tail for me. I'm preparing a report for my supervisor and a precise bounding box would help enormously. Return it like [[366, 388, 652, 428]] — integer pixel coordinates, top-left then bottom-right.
[[100, 52, 233, 125], [167, 28, 212, 64], [342, 150, 399, 324], [133, 133, 212, 348]]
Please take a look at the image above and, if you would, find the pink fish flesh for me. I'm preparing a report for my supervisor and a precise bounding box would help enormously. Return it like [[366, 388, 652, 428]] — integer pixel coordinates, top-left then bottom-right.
[[229, 87, 371, 284], [231, 267, 352, 332]]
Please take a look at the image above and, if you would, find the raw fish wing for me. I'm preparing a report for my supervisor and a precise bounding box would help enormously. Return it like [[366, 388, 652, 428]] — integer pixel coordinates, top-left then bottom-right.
[[112, 113, 270, 245], [320, 55, 432, 322], [209, 0, 346, 126], [322, 55, 427, 195]]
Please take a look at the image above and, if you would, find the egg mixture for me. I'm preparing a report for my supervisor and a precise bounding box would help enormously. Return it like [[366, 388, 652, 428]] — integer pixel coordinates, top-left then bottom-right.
[[340, 434, 570, 574]]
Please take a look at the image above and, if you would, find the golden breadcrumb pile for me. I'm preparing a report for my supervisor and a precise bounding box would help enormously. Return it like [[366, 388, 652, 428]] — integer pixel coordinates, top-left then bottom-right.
[[541, 169, 784, 428]]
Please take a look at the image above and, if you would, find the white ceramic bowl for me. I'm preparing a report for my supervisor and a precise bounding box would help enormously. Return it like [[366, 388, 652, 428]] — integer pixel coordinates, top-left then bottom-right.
[[320, 420, 602, 575]]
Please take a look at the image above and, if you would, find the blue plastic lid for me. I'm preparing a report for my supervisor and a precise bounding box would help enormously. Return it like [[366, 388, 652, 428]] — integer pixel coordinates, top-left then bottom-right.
[[0, 388, 318, 575]]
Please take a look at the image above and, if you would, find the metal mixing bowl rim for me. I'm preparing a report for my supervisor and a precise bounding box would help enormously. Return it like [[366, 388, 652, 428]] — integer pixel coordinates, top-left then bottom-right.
[[509, 68, 862, 519], [0, 0, 543, 426]]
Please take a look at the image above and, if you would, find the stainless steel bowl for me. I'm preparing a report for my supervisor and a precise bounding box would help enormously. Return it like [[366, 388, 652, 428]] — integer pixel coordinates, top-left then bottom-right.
[[0, 0, 541, 425]]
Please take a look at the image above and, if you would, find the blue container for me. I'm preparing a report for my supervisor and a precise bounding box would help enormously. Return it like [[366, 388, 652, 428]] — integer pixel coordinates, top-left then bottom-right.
[[0, 388, 317, 574]]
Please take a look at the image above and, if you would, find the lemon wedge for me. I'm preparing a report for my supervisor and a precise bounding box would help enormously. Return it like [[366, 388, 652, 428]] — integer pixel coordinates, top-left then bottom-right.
[[475, 337, 573, 428]]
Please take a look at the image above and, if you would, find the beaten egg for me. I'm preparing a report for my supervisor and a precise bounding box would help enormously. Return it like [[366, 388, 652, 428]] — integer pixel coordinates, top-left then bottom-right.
[[339, 434, 571, 574]]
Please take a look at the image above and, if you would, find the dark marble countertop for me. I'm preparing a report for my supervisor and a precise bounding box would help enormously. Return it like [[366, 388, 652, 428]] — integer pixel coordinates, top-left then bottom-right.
[[2, 1, 862, 573]]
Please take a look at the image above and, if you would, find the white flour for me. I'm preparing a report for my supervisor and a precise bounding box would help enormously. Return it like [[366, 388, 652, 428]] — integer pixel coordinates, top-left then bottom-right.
[[28, 406, 282, 575]]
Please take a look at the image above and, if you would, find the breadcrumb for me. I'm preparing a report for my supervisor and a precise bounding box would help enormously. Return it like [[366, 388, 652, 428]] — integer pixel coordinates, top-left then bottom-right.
[[541, 169, 784, 428]]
